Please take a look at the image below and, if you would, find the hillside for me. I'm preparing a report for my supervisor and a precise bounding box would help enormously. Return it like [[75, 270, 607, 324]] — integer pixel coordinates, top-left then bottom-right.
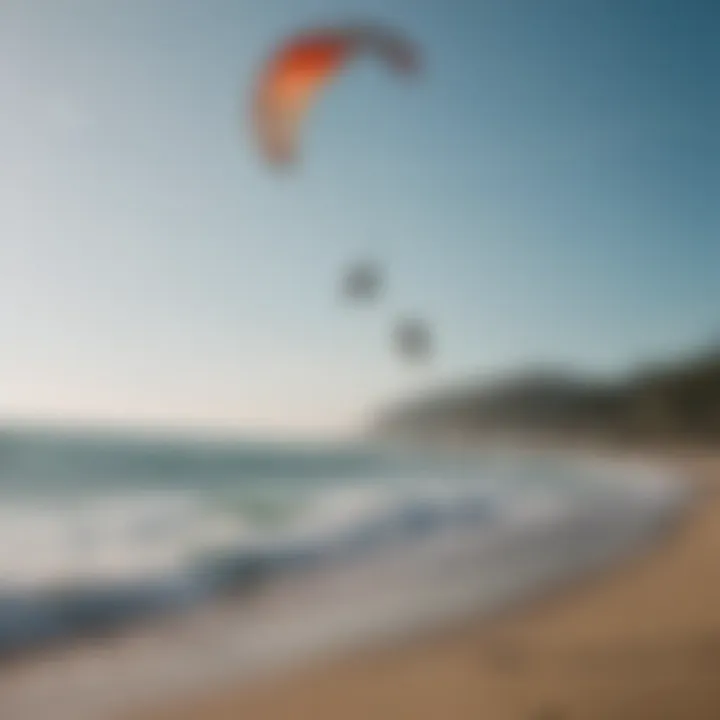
[[373, 348, 720, 444]]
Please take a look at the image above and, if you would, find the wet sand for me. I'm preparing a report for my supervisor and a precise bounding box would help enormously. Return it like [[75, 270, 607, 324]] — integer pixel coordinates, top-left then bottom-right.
[[128, 451, 720, 720]]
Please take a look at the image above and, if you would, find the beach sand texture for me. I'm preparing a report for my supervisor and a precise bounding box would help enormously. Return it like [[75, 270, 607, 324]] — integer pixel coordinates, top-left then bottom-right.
[[129, 453, 720, 720]]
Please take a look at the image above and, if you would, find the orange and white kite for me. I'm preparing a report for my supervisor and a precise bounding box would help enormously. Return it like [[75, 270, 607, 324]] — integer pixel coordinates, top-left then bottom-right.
[[253, 23, 420, 166]]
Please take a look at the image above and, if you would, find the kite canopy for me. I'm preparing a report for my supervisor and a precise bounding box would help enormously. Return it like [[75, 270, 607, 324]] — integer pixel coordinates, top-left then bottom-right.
[[253, 23, 420, 166]]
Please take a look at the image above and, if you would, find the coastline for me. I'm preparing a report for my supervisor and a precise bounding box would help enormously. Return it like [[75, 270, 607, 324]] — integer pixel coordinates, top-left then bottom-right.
[[126, 449, 717, 720], [0, 447, 707, 719]]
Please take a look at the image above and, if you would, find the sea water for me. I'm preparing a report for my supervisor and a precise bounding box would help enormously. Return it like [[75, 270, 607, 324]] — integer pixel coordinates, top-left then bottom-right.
[[0, 427, 688, 718]]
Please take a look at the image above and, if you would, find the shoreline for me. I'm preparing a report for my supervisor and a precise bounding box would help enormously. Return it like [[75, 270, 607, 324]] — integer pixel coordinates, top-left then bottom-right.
[[0, 447, 705, 719], [127, 450, 719, 720]]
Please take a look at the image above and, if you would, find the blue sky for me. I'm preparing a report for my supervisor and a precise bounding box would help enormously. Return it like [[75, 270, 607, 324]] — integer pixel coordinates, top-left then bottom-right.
[[0, 0, 717, 435]]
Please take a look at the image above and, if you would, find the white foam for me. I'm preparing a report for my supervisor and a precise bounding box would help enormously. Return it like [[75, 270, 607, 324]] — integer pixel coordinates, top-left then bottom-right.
[[0, 456, 689, 720]]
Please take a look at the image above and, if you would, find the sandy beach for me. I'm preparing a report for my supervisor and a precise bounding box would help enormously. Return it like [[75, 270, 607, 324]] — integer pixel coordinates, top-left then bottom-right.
[[126, 451, 720, 720]]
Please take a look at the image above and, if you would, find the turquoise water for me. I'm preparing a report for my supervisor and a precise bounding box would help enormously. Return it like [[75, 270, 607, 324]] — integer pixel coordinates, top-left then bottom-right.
[[0, 427, 680, 655]]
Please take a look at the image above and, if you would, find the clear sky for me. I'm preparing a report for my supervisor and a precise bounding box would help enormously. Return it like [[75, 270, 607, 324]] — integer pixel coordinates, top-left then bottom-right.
[[1, 0, 717, 436]]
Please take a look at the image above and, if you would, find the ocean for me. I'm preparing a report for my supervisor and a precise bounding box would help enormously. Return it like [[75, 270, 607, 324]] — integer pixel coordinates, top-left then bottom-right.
[[0, 427, 688, 718]]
